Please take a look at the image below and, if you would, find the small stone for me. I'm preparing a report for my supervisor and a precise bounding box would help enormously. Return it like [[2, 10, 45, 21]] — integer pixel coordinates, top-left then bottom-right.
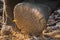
[[1, 24, 12, 35], [57, 9, 60, 14], [56, 22, 60, 28], [47, 19, 56, 26]]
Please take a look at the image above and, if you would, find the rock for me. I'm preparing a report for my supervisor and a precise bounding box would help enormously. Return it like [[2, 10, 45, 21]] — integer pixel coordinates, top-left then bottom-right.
[[57, 9, 60, 14], [56, 22, 60, 28], [47, 19, 56, 26], [1, 24, 12, 35]]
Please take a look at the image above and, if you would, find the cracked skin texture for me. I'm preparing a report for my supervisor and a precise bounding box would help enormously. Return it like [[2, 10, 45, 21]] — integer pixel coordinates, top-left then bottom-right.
[[14, 3, 49, 36]]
